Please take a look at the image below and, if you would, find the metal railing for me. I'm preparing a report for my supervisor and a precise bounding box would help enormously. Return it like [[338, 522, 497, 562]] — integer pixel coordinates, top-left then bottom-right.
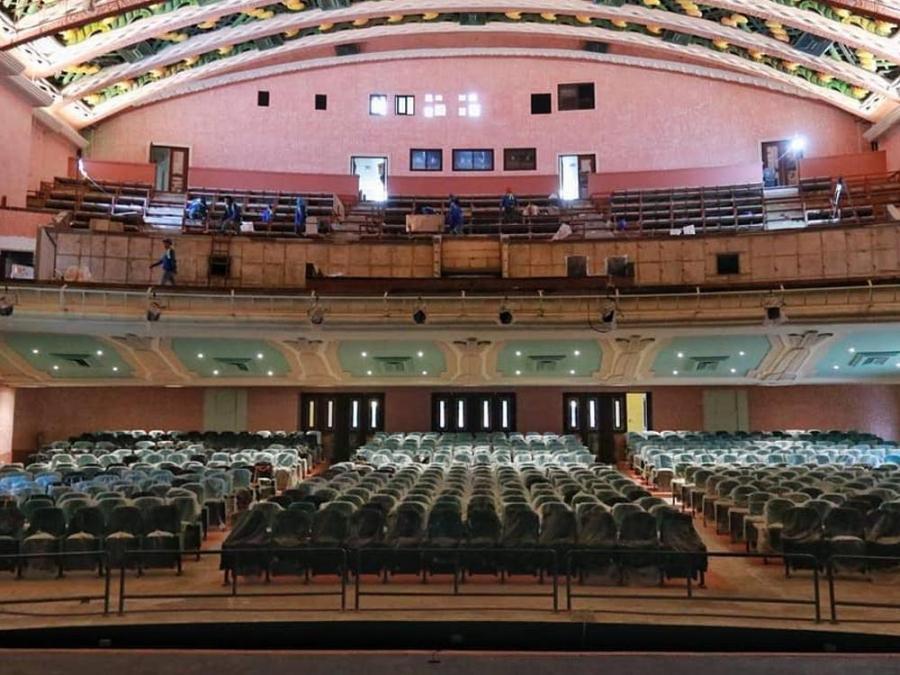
[[352, 547, 559, 611], [827, 553, 900, 623], [565, 549, 822, 623], [117, 547, 348, 614], [0, 550, 111, 616]]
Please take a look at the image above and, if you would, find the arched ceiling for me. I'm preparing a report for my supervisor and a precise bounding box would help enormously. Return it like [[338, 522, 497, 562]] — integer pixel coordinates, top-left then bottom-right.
[[1, 0, 900, 129]]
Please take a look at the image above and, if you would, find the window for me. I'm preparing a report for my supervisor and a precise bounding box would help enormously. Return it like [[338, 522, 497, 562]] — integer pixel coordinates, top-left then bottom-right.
[[423, 94, 446, 118], [432, 393, 515, 432], [564, 393, 626, 432], [410, 149, 442, 172], [717, 253, 741, 275], [558, 82, 595, 110], [453, 149, 494, 171], [396, 95, 415, 115], [457, 92, 481, 117], [315, 94, 327, 110], [531, 93, 551, 115], [504, 147, 536, 171], [257, 90, 269, 107], [369, 94, 388, 116]]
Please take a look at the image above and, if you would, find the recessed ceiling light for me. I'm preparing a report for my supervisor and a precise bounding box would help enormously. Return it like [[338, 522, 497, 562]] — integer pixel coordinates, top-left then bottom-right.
[[515, 370, 522, 376], [573, 349, 581, 356], [515, 350, 522, 357], [832, 365, 840, 370], [197, 353, 204, 359], [267, 370, 274, 376], [729, 368, 737, 374], [52, 365, 59, 371], [896, 363, 900, 369], [366, 369, 373, 376], [848, 347, 856, 353], [212, 369, 220, 375], [672, 370, 679, 375], [96, 349, 103, 356], [112, 366, 119, 372], [738, 350, 746, 356], [256, 352, 264, 360], [31, 348, 39, 354], [417, 350, 424, 358], [569, 369, 576, 375], [676, 352, 684, 358], [421, 370, 428, 376], [361, 351, 367, 357]]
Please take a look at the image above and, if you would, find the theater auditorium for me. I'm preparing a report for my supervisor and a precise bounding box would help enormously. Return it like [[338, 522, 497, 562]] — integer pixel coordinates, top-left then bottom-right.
[[1, 0, 900, 671]]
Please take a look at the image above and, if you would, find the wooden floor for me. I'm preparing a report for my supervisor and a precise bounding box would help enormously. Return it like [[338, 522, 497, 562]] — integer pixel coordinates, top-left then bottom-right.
[[0, 486, 898, 639]]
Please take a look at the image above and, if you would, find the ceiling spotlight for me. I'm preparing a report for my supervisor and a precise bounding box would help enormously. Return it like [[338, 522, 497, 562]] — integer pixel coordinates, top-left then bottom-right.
[[417, 350, 424, 358], [896, 363, 900, 369], [112, 366, 119, 372], [738, 350, 746, 356], [256, 352, 264, 360], [729, 368, 737, 374], [413, 308, 427, 325], [308, 303, 325, 325], [848, 347, 856, 353], [515, 370, 522, 376], [569, 369, 576, 375], [763, 296, 786, 326], [197, 353, 204, 359], [146, 302, 162, 322], [597, 299, 617, 332], [573, 349, 581, 356], [421, 370, 428, 376], [677, 352, 684, 359], [31, 348, 39, 354], [0, 297, 13, 317], [672, 370, 679, 375], [52, 364, 59, 371], [361, 351, 368, 357], [366, 369, 373, 376], [515, 350, 522, 357], [832, 365, 840, 370], [212, 369, 220, 376], [96, 349, 104, 356], [267, 370, 274, 376]]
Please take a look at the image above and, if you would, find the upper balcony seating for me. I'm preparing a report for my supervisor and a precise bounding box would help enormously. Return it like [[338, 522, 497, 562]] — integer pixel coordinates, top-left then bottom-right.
[[184, 187, 336, 235], [607, 182, 766, 233], [29, 177, 150, 229]]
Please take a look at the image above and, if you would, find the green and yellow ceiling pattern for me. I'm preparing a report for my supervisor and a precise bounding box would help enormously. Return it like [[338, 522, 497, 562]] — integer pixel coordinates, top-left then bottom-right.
[[1, 0, 897, 115]]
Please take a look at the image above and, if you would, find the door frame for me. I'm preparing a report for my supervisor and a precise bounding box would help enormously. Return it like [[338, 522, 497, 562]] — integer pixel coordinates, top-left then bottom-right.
[[760, 139, 801, 187], [558, 152, 596, 200], [149, 143, 191, 193], [350, 155, 389, 201]]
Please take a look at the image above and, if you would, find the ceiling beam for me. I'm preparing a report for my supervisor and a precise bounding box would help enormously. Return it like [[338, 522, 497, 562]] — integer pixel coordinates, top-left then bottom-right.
[[1, 0, 162, 51]]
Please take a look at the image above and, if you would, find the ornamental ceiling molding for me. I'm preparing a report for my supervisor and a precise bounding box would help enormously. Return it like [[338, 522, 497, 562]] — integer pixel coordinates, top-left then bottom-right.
[[52, 0, 895, 100], [53, 22, 876, 126], [17, 0, 896, 87]]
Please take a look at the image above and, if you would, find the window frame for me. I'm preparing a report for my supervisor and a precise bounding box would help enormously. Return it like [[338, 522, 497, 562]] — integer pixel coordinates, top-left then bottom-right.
[[368, 93, 388, 116], [557, 82, 595, 111], [452, 148, 495, 172], [409, 148, 443, 172], [503, 147, 537, 171], [431, 392, 515, 432], [395, 94, 415, 116]]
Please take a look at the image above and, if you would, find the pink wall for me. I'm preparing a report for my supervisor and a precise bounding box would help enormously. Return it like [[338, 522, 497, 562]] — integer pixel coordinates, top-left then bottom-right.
[[190, 166, 357, 195], [71, 158, 155, 184], [797, 150, 887, 179], [0, 388, 15, 464], [28, 120, 76, 192], [0, 208, 54, 239], [88, 57, 868, 185], [12, 383, 898, 460], [0, 81, 36, 208], [880, 125, 900, 172], [588, 162, 762, 195], [390, 174, 558, 197]]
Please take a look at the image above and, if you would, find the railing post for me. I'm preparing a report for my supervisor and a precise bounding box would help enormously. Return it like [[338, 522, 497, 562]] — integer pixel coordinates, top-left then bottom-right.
[[565, 552, 573, 611], [354, 549, 361, 610], [117, 559, 126, 615], [551, 551, 558, 613], [827, 558, 838, 624], [812, 557, 821, 624], [103, 552, 111, 616]]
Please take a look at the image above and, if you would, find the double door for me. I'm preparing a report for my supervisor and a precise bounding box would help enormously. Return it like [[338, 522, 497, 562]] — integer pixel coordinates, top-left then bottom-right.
[[150, 144, 190, 192], [300, 393, 384, 462]]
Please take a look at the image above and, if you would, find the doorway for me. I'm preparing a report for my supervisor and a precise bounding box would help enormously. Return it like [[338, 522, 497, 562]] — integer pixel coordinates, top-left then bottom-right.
[[300, 392, 384, 462], [351, 156, 388, 202], [563, 392, 627, 463], [203, 389, 248, 432], [149, 144, 190, 192], [761, 140, 801, 187], [702, 389, 749, 432], [559, 154, 596, 200]]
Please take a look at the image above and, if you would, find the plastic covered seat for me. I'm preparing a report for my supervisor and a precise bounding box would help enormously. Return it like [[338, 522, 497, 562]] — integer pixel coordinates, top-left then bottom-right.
[[658, 509, 707, 581], [64, 505, 105, 571], [21, 506, 66, 576], [105, 505, 145, 570], [781, 506, 824, 572], [221, 509, 273, 578], [0, 505, 24, 571], [824, 507, 867, 573]]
